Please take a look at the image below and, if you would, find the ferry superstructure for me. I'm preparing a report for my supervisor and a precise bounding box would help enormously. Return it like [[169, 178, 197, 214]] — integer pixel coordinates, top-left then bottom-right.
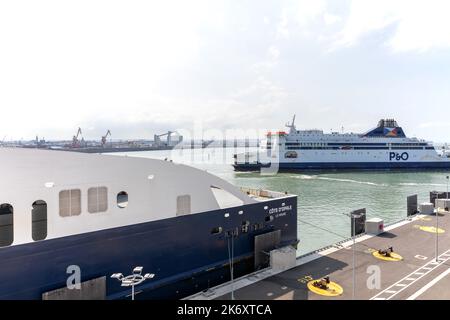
[[234, 117, 450, 171], [0, 148, 298, 299]]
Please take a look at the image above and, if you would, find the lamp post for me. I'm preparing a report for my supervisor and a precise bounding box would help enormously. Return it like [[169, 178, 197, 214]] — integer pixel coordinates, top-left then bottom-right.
[[111, 266, 155, 300], [226, 230, 236, 301], [346, 210, 364, 300], [231, 233, 235, 301], [435, 191, 440, 262], [351, 213, 363, 300], [446, 176, 449, 200]]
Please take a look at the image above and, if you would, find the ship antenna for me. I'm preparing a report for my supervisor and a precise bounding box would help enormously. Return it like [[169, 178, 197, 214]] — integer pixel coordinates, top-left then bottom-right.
[[286, 114, 296, 133]]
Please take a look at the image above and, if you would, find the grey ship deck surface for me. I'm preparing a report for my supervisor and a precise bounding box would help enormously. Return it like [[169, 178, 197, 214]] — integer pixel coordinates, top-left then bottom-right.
[[192, 212, 450, 300]]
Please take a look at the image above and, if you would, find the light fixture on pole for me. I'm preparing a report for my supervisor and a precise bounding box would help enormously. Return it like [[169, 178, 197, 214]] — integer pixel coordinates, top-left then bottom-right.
[[446, 176, 449, 200], [435, 191, 439, 262], [111, 266, 155, 300], [351, 212, 363, 300], [345, 210, 365, 300], [226, 229, 236, 301]]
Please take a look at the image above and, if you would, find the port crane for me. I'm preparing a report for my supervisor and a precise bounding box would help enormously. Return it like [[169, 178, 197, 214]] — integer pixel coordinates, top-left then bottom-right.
[[72, 127, 84, 148], [154, 131, 182, 147], [101, 130, 111, 146]]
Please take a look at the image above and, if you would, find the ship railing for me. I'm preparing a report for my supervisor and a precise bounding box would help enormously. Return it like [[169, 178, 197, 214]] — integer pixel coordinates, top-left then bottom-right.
[[240, 187, 290, 199], [296, 214, 419, 261]]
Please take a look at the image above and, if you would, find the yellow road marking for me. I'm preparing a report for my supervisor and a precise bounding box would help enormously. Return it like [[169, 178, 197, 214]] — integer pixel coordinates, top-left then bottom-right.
[[419, 226, 445, 234], [307, 280, 343, 297], [373, 251, 403, 261]]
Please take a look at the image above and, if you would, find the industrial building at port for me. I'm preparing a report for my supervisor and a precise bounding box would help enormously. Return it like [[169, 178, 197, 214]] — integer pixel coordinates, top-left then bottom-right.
[[1, 127, 193, 153]]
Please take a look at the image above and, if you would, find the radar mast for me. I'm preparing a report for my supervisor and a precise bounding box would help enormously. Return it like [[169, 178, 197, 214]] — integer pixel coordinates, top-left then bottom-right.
[[286, 115, 297, 134]]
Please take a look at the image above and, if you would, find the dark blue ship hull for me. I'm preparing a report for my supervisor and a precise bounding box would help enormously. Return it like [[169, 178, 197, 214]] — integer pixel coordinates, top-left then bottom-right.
[[234, 161, 450, 171], [0, 197, 297, 300]]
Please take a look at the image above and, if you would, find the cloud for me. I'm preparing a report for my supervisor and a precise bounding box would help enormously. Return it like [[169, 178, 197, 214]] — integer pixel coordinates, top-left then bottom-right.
[[296, 0, 327, 25], [1, 0, 450, 142], [251, 45, 281, 74], [418, 122, 450, 129], [323, 13, 342, 26], [270, 0, 450, 54], [0, 0, 220, 139], [268, 46, 280, 60], [333, 0, 450, 52], [388, 1, 450, 52], [333, 0, 399, 47], [276, 0, 328, 39], [276, 9, 290, 39]]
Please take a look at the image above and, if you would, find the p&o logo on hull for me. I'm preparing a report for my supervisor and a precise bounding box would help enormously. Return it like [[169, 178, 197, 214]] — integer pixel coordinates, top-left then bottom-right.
[[389, 152, 409, 161]]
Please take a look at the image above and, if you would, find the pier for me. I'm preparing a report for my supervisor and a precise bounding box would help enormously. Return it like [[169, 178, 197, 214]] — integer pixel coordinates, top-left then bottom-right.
[[187, 209, 450, 300]]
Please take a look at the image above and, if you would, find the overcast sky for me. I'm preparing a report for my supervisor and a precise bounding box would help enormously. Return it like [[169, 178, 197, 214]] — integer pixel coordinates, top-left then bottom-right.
[[1, 0, 450, 141]]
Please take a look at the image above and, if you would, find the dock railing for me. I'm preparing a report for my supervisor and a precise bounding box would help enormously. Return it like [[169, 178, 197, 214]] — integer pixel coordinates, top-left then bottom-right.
[[240, 187, 290, 199]]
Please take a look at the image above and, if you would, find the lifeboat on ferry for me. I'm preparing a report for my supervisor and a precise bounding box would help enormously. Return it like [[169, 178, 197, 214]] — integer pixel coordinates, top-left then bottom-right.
[[266, 131, 287, 137]]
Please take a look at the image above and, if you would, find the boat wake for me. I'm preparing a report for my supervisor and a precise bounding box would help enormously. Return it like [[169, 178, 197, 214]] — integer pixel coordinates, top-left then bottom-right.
[[291, 175, 387, 186], [398, 182, 446, 187]]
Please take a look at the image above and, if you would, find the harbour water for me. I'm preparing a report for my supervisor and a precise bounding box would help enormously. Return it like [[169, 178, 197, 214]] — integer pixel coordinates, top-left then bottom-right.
[[112, 147, 450, 255]]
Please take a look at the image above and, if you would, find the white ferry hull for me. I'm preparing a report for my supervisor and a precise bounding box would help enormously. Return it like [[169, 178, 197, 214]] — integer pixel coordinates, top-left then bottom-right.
[[234, 118, 450, 171], [234, 161, 450, 171]]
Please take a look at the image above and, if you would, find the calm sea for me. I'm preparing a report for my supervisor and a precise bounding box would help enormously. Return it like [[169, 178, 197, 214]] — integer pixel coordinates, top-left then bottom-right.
[[112, 147, 450, 255]]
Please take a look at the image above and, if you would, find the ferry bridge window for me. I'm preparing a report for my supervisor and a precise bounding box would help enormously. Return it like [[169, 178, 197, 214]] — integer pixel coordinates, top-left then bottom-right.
[[117, 191, 128, 209], [0, 203, 13, 247], [88, 187, 108, 213], [176, 195, 191, 216], [32, 200, 47, 241], [59, 189, 81, 217]]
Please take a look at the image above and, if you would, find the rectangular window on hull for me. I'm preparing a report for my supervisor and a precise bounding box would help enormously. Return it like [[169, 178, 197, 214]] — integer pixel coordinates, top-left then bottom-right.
[[32, 200, 47, 241], [59, 189, 81, 217], [0, 203, 13, 247], [88, 187, 108, 213], [176, 195, 191, 216]]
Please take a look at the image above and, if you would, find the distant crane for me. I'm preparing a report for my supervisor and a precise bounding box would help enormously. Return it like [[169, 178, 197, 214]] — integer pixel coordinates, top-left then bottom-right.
[[154, 131, 183, 147], [154, 131, 173, 147], [72, 127, 84, 148], [101, 130, 111, 147]]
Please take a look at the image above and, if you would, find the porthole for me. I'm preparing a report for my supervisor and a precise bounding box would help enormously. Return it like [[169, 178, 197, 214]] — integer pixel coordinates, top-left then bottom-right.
[[117, 191, 128, 209]]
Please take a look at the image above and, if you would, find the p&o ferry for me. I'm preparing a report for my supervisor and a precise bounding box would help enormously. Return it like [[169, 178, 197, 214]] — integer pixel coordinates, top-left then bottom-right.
[[234, 117, 450, 171]]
